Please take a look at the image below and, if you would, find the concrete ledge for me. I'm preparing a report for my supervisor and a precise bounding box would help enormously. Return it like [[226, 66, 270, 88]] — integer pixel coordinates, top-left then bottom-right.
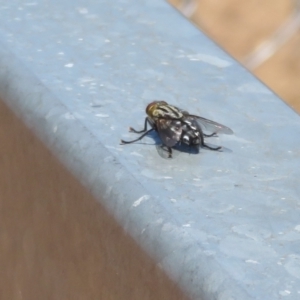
[[1, 0, 300, 299]]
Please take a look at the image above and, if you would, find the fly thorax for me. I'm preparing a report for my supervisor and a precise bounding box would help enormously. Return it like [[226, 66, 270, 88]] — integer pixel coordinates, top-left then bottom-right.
[[146, 101, 165, 117], [153, 104, 184, 119]]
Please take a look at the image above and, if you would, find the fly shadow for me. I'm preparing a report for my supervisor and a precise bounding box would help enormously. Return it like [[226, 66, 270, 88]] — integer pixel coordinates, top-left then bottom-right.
[[122, 129, 231, 159]]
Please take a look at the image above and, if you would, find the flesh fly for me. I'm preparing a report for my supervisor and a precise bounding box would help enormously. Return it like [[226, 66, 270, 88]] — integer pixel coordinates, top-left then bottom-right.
[[120, 101, 233, 158]]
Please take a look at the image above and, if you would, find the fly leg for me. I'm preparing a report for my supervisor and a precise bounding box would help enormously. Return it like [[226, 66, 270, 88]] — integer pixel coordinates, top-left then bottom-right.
[[167, 147, 172, 158], [202, 143, 221, 151], [156, 144, 174, 159], [129, 118, 151, 133], [203, 132, 217, 138], [120, 128, 154, 144], [199, 131, 221, 151]]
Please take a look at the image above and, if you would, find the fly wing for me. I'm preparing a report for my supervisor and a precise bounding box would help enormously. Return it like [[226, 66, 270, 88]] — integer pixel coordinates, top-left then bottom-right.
[[188, 115, 233, 135], [156, 119, 182, 147]]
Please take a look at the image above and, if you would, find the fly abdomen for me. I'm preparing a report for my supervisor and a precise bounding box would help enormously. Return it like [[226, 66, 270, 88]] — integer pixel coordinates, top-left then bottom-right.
[[182, 134, 190, 144]]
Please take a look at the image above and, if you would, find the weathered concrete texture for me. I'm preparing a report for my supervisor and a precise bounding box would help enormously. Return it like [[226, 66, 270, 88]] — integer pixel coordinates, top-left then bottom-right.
[[1, 0, 300, 299], [0, 99, 188, 300]]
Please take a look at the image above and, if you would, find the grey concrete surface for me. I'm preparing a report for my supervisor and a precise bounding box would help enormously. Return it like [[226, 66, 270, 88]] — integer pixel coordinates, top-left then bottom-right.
[[0, 0, 300, 299]]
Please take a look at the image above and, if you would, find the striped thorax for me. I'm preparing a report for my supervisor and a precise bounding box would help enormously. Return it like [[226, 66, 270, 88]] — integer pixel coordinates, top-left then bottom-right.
[[146, 101, 184, 120]]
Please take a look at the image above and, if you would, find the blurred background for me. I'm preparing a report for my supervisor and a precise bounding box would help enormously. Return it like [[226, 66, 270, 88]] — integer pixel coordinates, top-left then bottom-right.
[[168, 0, 300, 113]]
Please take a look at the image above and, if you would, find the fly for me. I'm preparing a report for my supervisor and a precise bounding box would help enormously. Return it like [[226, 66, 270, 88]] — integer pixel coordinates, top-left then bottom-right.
[[120, 101, 233, 158]]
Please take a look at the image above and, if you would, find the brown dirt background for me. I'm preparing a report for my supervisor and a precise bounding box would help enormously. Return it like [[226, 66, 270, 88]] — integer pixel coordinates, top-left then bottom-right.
[[169, 0, 300, 113]]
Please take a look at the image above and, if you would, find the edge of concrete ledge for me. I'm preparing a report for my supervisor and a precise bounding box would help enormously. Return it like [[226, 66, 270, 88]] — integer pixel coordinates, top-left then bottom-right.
[[0, 40, 253, 300]]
